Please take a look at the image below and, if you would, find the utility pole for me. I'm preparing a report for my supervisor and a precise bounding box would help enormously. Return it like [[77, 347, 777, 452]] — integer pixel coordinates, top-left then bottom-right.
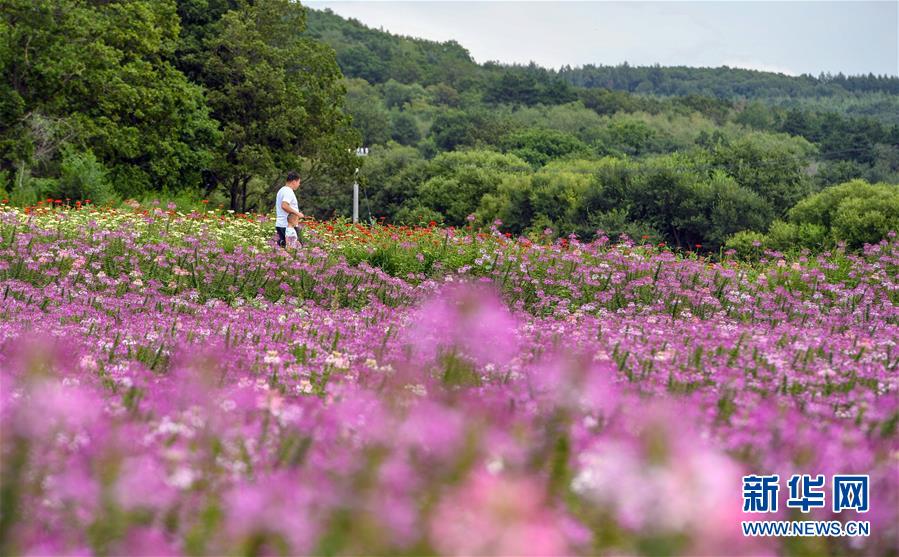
[[353, 147, 368, 223]]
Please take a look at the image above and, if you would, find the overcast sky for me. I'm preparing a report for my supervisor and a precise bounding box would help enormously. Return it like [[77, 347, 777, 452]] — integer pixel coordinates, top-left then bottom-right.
[[305, 1, 899, 76]]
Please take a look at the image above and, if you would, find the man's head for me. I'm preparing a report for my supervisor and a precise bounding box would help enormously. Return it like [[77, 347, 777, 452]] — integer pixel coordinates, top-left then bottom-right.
[[286, 171, 301, 190]]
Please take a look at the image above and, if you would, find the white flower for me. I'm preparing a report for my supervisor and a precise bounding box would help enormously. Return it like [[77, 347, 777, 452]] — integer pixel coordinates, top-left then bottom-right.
[[167, 467, 196, 489], [486, 457, 504, 475], [404, 384, 427, 397], [325, 351, 350, 370]]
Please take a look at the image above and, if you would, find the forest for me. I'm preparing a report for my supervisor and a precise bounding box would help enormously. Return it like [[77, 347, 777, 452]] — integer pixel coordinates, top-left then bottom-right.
[[2, 1, 897, 254]]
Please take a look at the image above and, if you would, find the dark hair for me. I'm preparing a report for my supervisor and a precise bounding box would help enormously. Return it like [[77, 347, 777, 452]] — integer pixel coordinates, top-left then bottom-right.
[[286, 171, 301, 183]]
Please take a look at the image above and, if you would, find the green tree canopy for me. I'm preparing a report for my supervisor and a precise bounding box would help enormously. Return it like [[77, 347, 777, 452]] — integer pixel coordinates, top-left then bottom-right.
[[1, 0, 218, 198], [788, 179, 899, 248], [183, 0, 359, 211], [416, 150, 530, 225], [502, 128, 590, 167], [708, 132, 816, 216]]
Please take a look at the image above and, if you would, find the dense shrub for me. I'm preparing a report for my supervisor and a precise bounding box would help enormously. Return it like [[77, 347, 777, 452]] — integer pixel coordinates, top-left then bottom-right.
[[502, 128, 590, 167], [53, 149, 116, 204], [788, 179, 899, 248], [416, 150, 529, 225], [726, 179, 899, 254]]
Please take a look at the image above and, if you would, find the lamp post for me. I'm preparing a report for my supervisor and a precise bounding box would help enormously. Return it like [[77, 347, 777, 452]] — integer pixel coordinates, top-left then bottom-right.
[[353, 147, 368, 223]]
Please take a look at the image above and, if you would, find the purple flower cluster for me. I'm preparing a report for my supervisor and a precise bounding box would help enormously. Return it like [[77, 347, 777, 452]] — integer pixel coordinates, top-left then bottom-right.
[[1, 211, 897, 555]]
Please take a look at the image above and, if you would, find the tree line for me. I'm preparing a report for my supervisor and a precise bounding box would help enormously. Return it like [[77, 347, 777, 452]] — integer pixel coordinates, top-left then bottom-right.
[[311, 7, 898, 252], [2, 3, 897, 253]]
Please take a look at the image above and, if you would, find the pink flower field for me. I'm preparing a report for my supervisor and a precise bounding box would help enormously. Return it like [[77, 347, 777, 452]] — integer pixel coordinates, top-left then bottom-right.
[[1, 207, 897, 556]]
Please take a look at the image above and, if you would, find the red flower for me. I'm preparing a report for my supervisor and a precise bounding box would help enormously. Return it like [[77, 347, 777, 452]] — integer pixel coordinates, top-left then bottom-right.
[[695, 244, 702, 249], [641, 235, 650, 239]]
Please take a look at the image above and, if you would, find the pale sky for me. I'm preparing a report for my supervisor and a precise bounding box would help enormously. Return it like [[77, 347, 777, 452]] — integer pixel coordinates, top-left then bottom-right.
[[306, 1, 899, 76]]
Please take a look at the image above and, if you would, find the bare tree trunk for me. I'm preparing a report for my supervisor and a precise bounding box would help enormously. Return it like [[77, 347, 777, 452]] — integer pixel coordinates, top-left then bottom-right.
[[229, 177, 240, 212], [240, 177, 249, 213]]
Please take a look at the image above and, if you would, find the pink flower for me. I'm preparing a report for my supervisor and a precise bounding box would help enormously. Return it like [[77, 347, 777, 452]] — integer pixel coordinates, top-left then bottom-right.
[[430, 470, 575, 556], [223, 472, 320, 554], [403, 283, 521, 369], [397, 400, 466, 460], [118, 528, 179, 556], [115, 455, 177, 511]]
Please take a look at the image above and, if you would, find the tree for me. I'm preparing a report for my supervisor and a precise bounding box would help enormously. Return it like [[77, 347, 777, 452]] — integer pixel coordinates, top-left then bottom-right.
[[344, 79, 391, 146], [477, 174, 535, 235], [709, 132, 816, 216], [1, 0, 218, 197], [189, 0, 358, 211], [703, 172, 773, 248], [336, 45, 387, 84], [390, 111, 421, 146], [381, 79, 425, 109], [579, 88, 638, 116], [429, 110, 509, 151], [417, 150, 529, 225], [484, 71, 540, 106], [788, 179, 899, 248], [427, 83, 461, 107], [502, 128, 589, 167], [605, 119, 656, 156], [359, 143, 427, 220], [734, 101, 774, 130]]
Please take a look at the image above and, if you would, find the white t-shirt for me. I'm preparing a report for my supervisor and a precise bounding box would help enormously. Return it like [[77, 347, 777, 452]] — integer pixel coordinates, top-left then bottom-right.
[[285, 226, 297, 239], [275, 186, 298, 227]]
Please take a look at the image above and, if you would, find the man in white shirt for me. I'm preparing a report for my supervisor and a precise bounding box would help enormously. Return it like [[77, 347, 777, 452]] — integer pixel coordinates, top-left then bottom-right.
[[275, 171, 304, 247]]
